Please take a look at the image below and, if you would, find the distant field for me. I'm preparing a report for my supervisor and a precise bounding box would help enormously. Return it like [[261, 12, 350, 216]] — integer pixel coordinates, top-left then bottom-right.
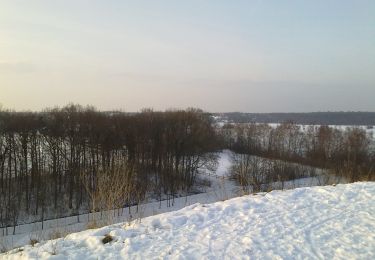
[[213, 112, 375, 125]]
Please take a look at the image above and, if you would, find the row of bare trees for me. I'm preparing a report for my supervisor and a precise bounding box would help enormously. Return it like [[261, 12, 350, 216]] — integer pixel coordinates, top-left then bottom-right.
[[221, 122, 374, 186], [0, 105, 217, 230], [231, 155, 318, 193]]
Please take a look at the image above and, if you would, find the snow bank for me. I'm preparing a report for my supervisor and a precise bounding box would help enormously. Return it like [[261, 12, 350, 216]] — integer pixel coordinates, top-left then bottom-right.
[[2, 182, 374, 259]]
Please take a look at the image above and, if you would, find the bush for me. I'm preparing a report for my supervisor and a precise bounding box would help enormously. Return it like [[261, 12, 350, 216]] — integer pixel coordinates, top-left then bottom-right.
[[102, 234, 113, 244]]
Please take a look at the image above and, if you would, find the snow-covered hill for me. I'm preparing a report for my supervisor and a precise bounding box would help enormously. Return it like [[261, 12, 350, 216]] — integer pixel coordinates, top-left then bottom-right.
[[2, 182, 374, 259]]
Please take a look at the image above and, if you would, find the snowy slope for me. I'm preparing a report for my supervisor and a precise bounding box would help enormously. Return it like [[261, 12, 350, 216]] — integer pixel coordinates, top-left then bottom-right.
[[2, 182, 375, 259], [1, 150, 329, 252], [0, 150, 238, 249]]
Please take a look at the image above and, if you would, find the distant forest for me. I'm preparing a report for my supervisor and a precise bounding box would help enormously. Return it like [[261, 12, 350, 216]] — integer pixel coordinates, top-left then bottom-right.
[[216, 112, 375, 125]]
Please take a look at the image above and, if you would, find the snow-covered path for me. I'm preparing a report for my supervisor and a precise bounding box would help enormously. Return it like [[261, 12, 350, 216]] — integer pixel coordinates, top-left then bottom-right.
[[2, 182, 374, 259]]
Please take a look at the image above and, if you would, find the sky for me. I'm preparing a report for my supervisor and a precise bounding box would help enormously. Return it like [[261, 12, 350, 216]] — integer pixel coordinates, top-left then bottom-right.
[[0, 0, 374, 112]]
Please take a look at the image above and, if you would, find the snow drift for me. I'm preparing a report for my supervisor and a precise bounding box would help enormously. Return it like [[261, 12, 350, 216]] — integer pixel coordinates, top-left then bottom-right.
[[2, 182, 374, 259]]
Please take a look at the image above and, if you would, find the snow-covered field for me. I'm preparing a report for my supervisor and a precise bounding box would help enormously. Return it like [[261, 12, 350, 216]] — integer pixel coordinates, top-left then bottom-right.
[[2, 182, 374, 259]]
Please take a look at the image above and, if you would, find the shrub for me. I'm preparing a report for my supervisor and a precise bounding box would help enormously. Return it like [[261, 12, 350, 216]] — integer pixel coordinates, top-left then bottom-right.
[[102, 234, 113, 244]]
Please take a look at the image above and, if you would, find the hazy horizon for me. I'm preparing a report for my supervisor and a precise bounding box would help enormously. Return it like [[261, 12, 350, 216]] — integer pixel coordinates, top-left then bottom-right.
[[1, 104, 375, 114], [1, 1, 374, 112]]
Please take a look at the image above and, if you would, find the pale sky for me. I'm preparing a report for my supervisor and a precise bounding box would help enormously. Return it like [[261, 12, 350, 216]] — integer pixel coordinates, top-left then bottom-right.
[[1, 0, 374, 112]]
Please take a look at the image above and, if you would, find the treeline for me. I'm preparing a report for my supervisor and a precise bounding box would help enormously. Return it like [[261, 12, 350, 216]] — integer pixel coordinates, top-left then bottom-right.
[[231, 155, 319, 193], [0, 105, 217, 230], [217, 112, 375, 125], [221, 122, 375, 187]]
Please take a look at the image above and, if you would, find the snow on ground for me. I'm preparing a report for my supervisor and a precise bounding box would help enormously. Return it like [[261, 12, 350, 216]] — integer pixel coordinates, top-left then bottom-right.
[[0, 150, 238, 250], [214, 150, 233, 177], [0, 150, 341, 251], [2, 182, 374, 260]]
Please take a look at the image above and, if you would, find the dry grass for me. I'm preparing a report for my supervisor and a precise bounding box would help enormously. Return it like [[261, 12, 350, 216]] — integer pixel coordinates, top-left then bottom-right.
[[29, 238, 39, 247], [0, 239, 8, 253], [86, 220, 99, 230]]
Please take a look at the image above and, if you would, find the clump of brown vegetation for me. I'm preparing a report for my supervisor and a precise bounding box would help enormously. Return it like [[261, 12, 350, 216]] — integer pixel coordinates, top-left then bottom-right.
[[102, 234, 113, 244]]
